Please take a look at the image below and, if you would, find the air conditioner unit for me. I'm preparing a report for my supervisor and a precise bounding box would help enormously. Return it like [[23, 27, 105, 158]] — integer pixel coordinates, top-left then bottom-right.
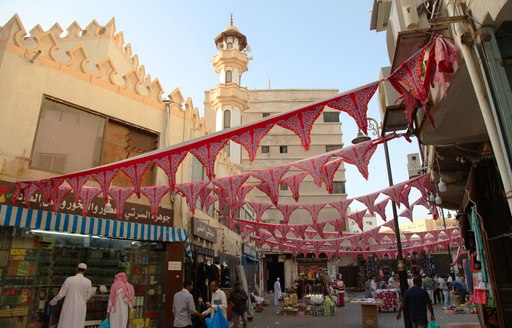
[[402, 0, 420, 29], [388, 0, 430, 37], [378, 67, 408, 132], [370, 0, 392, 32], [407, 153, 422, 178]]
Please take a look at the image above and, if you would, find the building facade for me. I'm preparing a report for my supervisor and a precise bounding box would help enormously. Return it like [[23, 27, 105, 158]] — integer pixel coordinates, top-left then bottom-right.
[[371, 0, 512, 325], [0, 15, 243, 327], [204, 20, 349, 292]]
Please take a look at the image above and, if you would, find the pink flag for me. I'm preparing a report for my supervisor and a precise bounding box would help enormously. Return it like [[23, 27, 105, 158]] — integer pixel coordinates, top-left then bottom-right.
[[329, 199, 353, 220], [336, 140, 378, 180], [91, 169, 119, 202], [175, 181, 209, 214], [120, 161, 152, 197], [322, 159, 343, 193], [326, 82, 379, 134], [230, 123, 274, 163], [108, 188, 135, 220], [292, 155, 330, 187], [276, 204, 299, 225], [253, 166, 290, 205], [79, 187, 102, 217], [355, 192, 380, 215], [154, 151, 188, 191], [53, 186, 72, 212], [276, 104, 325, 151], [140, 186, 171, 219], [302, 203, 327, 224], [349, 209, 367, 231], [281, 172, 308, 202], [189, 139, 229, 180], [66, 176, 90, 203]]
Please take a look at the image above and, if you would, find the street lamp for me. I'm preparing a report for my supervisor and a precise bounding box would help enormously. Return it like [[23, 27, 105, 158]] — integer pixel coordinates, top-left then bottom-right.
[[351, 118, 409, 309]]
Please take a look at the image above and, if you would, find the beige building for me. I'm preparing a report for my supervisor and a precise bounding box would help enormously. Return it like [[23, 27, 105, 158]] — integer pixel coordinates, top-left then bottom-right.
[[0, 15, 243, 327], [204, 20, 348, 290]]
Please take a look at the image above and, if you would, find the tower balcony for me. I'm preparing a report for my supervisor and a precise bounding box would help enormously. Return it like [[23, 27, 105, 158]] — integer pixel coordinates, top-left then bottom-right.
[[210, 84, 249, 111], [212, 49, 249, 74]]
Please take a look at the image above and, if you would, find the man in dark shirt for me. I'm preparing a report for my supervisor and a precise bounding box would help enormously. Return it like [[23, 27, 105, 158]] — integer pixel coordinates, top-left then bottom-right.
[[397, 276, 435, 328], [229, 282, 248, 328]]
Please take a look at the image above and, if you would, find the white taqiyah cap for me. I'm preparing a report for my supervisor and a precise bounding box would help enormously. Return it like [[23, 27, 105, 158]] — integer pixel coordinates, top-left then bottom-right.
[[78, 263, 87, 270]]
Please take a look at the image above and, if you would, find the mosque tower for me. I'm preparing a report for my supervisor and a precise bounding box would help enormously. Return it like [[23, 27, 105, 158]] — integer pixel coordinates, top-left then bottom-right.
[[210, 15, 250, 164]]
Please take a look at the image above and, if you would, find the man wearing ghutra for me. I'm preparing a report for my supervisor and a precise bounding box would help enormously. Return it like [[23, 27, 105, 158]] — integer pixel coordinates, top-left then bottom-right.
[[107, 271, 135, 328]]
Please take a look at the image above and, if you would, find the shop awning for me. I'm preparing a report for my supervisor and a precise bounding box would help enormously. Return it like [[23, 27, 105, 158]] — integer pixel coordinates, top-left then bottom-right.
[[0, 204, 192, 257]]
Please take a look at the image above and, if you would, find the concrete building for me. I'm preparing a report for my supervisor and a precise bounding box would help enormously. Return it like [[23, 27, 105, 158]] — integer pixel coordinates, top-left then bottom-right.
[[371, 0, 512, 325], [204, 19, 348, 292], [0, 15, 244, 327]]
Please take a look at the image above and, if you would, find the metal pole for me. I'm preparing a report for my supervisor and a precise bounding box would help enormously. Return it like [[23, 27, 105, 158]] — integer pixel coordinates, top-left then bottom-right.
[[358, 117, 410, 327], [383, 142, 408, 296]]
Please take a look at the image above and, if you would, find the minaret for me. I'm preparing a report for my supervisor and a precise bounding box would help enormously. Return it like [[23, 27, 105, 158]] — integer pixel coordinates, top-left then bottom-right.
[[210, 15, 250, 164]]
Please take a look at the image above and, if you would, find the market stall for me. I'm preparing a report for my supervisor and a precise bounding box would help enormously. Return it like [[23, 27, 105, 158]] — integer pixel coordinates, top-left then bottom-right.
[[277, 292, 335, 317], [374, 289, 399, 312]]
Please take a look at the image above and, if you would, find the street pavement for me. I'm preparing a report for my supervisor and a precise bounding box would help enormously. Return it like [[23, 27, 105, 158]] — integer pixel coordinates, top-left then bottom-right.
[[243, 291, 480, 328]]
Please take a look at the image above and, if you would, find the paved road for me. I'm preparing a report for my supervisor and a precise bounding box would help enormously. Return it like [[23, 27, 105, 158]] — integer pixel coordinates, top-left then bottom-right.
[[244, 292, 480, 328]]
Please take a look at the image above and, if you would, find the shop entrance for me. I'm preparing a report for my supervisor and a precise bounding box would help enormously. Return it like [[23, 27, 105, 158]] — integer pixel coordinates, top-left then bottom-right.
[[266, 256, 284, 292]]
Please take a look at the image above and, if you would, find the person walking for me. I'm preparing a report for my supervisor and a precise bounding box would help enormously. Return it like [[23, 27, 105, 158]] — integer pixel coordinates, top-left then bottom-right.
[[202, 280, 227, 319], [49, 263, 92, 328], [422, 274, 434, 303], [173, 279, 203, 328], [273, 278, 282, 305], [433, 275, 441, 304], [397, 276, 435, 328], [439, 275, 450, 308], [229, 282, 248, 328], [107, 272, 135, 328]]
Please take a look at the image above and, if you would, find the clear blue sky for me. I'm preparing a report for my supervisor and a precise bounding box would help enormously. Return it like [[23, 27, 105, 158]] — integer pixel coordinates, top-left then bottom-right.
[[0, 0, 433, 221]]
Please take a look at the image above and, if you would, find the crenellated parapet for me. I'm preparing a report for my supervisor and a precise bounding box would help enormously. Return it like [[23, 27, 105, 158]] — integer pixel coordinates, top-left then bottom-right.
[[0, 14, 164, 107]]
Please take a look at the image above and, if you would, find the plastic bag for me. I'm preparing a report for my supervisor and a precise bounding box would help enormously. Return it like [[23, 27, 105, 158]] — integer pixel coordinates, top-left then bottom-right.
[[205, 308, 229, 328], [99, 318, 110, 328], [427, 320, 440, 328]]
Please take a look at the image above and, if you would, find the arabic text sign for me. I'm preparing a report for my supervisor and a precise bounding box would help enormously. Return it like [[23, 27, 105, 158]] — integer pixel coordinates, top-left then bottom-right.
[[192, 217, 217, 243]]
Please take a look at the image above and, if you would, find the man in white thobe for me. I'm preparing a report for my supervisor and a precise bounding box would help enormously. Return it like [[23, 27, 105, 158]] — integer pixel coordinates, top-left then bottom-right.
[[273, 277, 282, 305], [50, 263, 92, 328], [202, 280, 227, 319]]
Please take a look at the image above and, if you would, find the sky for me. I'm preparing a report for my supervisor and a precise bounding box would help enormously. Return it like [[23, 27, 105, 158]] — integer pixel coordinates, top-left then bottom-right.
[[0, 0, 435, 222]]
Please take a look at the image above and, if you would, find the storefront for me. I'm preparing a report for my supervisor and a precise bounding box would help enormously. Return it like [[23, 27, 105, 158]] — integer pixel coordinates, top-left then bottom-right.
[[188, 217, 217, 303], [242, 244, 260, 292], [0, 200, 191, 328], [296, 256, 329, 297]]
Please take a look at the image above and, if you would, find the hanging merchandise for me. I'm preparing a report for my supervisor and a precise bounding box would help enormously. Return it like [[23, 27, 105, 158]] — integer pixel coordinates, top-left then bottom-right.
[[422, 254, 436, 277]]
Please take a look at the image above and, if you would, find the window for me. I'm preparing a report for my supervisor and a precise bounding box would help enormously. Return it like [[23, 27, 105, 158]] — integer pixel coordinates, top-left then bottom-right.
[[323, 112, 340, 122], [31, 97, 158, 185], [225, 70, 232, 83], [191, 156, 206, 182], [262, 113, 270, 118], [32, 98, 105, 173], [280, 182, 289, 191], [279, 146, 288, 154], [261, 146, 270, 154], [227, 42, 233, 49], [332, 181, 346, 194], [326, 145, 342, 152], [223, 110, 231, 129]]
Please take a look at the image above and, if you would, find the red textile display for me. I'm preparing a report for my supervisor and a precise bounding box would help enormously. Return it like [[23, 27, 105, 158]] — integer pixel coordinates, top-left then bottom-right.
[[276, 204, 299, 225], [140, 186, 171, 219]]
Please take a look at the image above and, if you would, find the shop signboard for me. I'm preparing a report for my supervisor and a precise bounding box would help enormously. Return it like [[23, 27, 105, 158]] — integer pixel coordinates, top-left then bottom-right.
[[192, 217, 217, 243], [243, 244, 257, 258], [0, 180, 173, 226]]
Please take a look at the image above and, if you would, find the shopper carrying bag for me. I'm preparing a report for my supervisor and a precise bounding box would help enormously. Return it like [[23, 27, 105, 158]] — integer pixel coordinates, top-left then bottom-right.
[[205, 307, 229, 328]]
